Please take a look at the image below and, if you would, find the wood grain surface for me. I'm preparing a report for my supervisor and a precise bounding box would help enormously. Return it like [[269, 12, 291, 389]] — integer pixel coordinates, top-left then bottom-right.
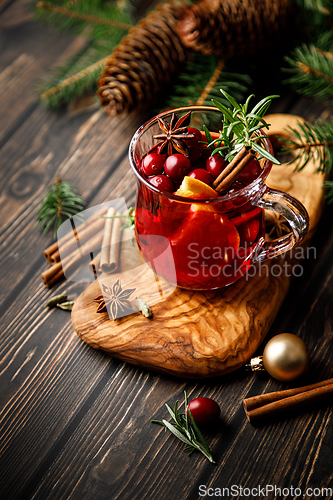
[[0, 2, 332, 499]]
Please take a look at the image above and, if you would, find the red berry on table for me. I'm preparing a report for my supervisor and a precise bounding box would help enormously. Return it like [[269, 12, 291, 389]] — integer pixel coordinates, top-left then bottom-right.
[[187, 397, 220, 427], [164, 154, 191, 181], [206, 154, 228, 179], [188, 168, 213, 186], [148, 174, 174, 193], [141, 153, 165, 176], [236, 158, 261, 185], [186, 127, 202, 147]]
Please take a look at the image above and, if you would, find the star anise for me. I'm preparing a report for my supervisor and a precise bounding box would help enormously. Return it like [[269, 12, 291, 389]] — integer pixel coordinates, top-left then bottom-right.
[[265, 211, 291, 239], [152, 110, 195, 157], [93, 279, 136, 320]]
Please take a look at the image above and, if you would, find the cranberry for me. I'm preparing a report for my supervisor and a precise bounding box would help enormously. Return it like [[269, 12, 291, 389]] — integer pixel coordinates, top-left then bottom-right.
[[188, 168, 213, 186], [236, 158, 261, 185], [148, 174, 174, 193], [206, 155, 228, 179], [141, 153, 165, 176], [189, 146, 204, 167], [186, 127, 202, 147], [164, 154, 191, 181], [187, 397, 220, 427]]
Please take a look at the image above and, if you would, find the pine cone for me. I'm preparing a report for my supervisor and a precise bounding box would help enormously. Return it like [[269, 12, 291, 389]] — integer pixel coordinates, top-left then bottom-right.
[[97, 2, 187, 116], [177, 0, 294, 60]]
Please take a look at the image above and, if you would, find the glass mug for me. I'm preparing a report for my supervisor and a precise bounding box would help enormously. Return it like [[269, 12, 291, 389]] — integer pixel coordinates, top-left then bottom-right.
[[129, 106, 309, 291]]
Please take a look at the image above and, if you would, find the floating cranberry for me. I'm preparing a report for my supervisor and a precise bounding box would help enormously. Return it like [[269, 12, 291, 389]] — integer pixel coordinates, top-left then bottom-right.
[[148, 174, 174, 193], [164, 154, 191, 180], [188, 168, 213, 186], [141, 153, 165, 176], [189, 147, 204, 167], [187, 397, 220, 427], [236, 158, 261, 185], [186, 127, 203, 147], [206, 155, 228, 179]]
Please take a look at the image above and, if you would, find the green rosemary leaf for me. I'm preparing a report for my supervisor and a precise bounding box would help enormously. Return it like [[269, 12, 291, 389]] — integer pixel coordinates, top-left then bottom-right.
[[211, 99, 234, 124], [203, 124, 213, 145], [220, 89, 241, 111], [162, 420, 193, 447], [187, 408, 213, 458], [174, 400, 183, 427], [250, 95, 279, 116], [250, 142, 281, 164], [165, 402, 180, 424], [243, 94, 255, 114]]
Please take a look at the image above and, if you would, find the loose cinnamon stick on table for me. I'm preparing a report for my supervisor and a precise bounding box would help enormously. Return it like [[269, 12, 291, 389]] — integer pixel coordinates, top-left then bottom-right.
[[212, 145, 256, 193], [42, 229, 104, 288], [100, 209, 123, 274], [43, 205, 108, 263], [88, 251, 102, 276], [243, 378, 333, 424]]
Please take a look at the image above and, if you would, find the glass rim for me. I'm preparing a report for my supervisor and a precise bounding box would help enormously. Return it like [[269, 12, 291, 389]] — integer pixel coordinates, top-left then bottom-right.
[[128, 105, 273, 204]]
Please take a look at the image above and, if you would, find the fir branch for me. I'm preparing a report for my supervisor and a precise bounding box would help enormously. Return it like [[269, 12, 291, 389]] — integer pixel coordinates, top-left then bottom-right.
[[36, 2, 133, 31], [280, 117, 333, 172], [40, 55, 110, 100], [37, 178, 85, 239], [35, 0, 134, 107], [284, 42, 333, 101], [163, 53, 251, 111]]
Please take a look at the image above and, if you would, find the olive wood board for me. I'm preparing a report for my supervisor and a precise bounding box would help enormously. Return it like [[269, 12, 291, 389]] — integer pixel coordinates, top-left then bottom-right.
[[71, 114, 325, 378]]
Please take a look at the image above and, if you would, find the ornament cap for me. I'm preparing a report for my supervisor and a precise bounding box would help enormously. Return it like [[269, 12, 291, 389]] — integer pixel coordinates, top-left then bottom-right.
[[249, 356, 265, 372]]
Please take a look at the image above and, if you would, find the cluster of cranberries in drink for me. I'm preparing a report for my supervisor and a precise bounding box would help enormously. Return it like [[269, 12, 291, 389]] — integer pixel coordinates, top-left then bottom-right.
[[140, 126, 262, 196]]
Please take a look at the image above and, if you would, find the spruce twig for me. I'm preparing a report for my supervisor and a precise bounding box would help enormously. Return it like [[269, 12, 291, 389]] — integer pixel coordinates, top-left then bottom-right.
[[35, 0, 134, 108], [40, 56, 110, 100], [284, 43, 333, 101], [280, 117, 333, 172], [37, 178, 85, 239], [36, 2, 133, 30]]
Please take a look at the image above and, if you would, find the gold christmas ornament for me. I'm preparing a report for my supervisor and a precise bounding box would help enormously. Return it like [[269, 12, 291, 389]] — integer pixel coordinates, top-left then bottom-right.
[[249, 333, 310, 382]]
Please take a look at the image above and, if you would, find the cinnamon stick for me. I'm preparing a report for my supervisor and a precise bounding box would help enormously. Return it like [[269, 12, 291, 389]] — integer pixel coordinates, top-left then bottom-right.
[[243, 378, 333, 424], [43, 205, 108, 263], [42, 229, 104, 287], [50, 206, 108, 263], [100, 207, 116, 271], [88, 251, 102, 276], [101, 211, 123, 274], [212, 145, 255, 193]]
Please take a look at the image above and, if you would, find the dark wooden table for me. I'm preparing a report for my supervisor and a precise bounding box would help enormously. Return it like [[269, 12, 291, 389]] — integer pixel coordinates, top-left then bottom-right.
[[1, 2, 333, 499]]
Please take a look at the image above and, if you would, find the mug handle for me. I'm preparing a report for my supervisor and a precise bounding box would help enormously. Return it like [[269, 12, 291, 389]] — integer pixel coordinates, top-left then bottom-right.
[[252, 187, 309, 262]]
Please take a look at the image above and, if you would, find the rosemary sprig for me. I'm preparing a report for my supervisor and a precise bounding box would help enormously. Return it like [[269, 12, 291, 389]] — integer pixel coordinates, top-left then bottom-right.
[[151, 391, 216, 464], [211, 90, 281, 165], [37, 178, 85, 239], [103, 206, 135, 231]]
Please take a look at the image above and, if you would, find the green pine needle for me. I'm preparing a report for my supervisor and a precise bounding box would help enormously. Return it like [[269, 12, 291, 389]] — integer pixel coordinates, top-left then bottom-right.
[[280, 117, 333, 172], [283, 41, 333, 102], [37, 178, 85, 239], [35, 0, 135, 108]]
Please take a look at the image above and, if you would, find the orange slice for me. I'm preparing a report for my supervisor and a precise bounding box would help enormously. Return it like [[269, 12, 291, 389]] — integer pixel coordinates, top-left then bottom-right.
[[175, 176, 219, 200]]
